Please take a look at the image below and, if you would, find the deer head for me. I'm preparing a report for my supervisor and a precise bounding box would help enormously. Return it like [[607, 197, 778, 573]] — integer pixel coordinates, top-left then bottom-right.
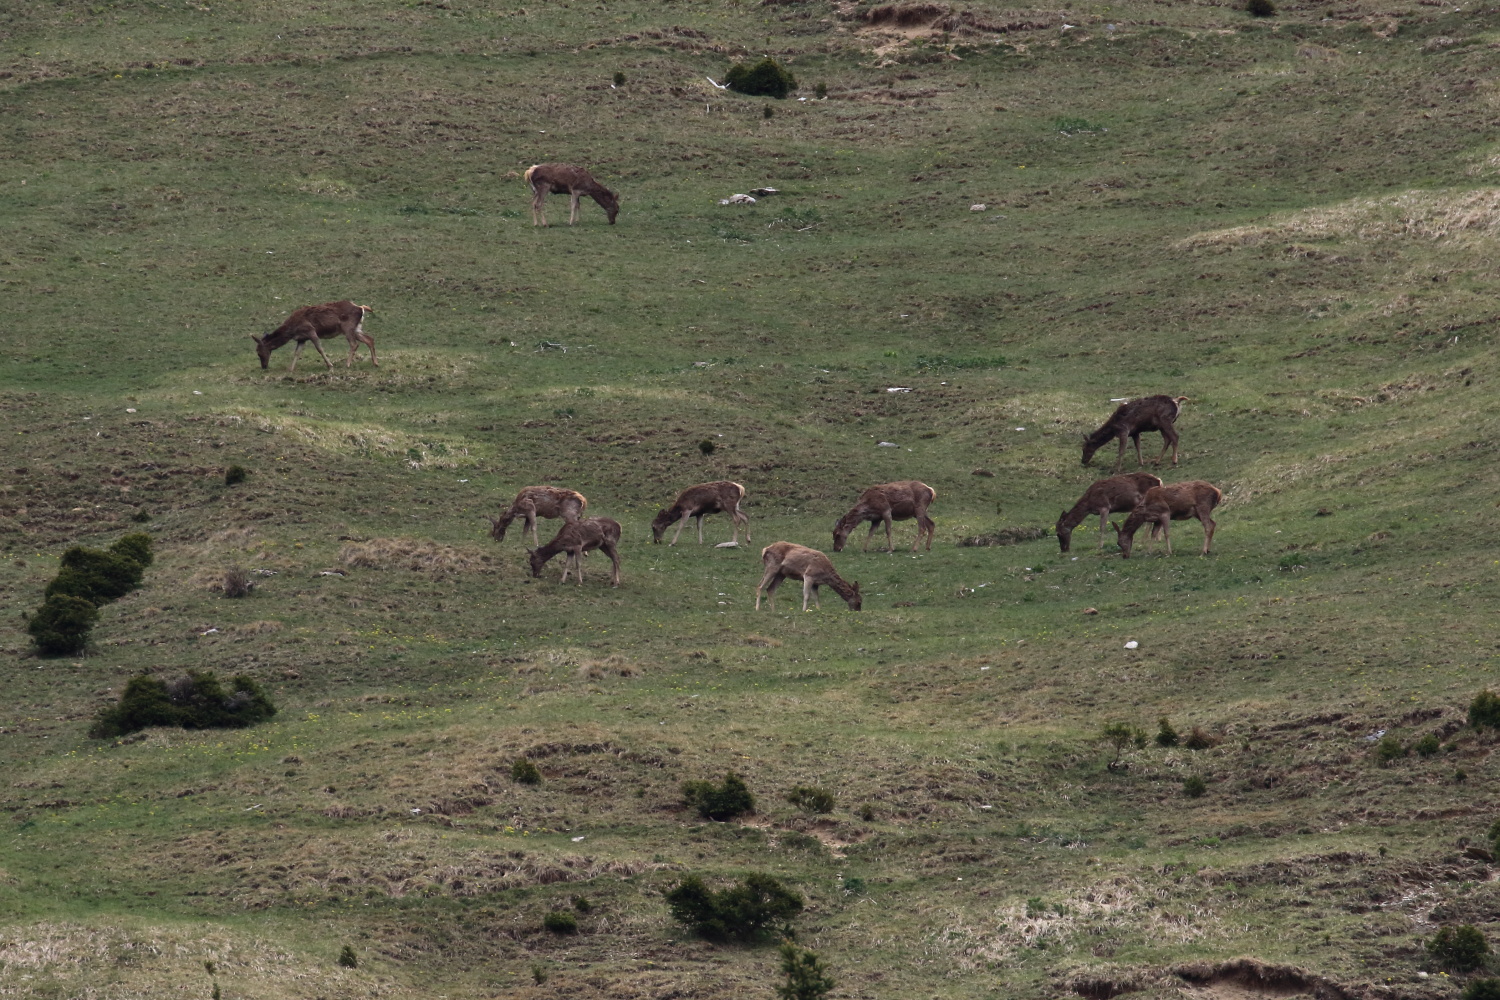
[[649, 509, 675, 544], [831, 517, 853, 553], [250, 333, 274, 369], [1081, 434, 1100, 467], [847, 581, 862, 611], [1110, 520, 1135, 559], [526, 547, 546, 578], [600, 188, 620, 224], [1055, 512, 1073, 553]]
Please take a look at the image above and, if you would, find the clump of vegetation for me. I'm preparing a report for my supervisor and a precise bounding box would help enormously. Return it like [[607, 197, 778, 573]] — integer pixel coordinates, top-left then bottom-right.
[[1428, 924, 1490, 971], [665, 873, 804, 942], [130, 509, 152, 523], [26, 594, 100, 656], [224, 464, 248, 485], [530, 964, 548, 986], [776, 941, 835, 1000], [1470, 689, 1500, 730], [786, 785, 835, 814], [699, 438, 717, 456], [572, 895, 593, 913], [1489, 817, 1500, 856], [1155, 717, 1180, 747], [512, 757, 542, 785], [856, 804, 876, 822], [222, 566, 254, 598], [1462, 979, 1500, 1000], [1100, 722, 1145, 771], [814, 81, 827, 99], [1414, 733, 1442, 757], [725, 57, 797, 99], [1182, 726, 1219, 750], [1374, 734, 1407, 766], [682, 772, 755, 820], [27, 534, 153, 657], [1246, 0, 1276, 15], [1183, 775, 1208, 798], [543, 910, 578, 934], [612, 71, 625, 87], [337, 945, 357, 968], [90, 671, 277, 739], [763, 105, 775, 120]]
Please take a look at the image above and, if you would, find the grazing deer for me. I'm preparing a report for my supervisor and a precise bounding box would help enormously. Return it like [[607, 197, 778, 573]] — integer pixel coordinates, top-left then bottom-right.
[[525, 163, 620, 226], [487, 486, 587, 546], [1056, 472, 1163, 553], [528, 517, 622, 587], [251, 300, 376, 372], [1112, 481, 1222, 559], [832, 481, 937, 553], [1082, 395, 1188, 471], [755, 541, 861, 612], [651, 481, 750, 546]]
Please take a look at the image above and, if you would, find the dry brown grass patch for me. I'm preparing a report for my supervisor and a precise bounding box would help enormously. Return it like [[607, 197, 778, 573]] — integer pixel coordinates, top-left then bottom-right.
[[340, 537, 494, 574], [576, 654, 642, 679], [1178, 187, 1500, 250]]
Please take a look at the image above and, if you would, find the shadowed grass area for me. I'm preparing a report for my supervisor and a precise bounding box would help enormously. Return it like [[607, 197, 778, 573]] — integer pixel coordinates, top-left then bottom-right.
[[2, 0, 1500, 997]]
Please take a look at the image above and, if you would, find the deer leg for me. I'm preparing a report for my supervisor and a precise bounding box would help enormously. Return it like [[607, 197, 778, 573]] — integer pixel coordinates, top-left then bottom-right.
[[1200, 512, 1216, 555], [861, 520, 878, 552], [306, 334, 334, 370], [1161, 424, 1180, 466], [1097, 511, 1110, 550], [1162, 520, 1173, 557], [289, 340, 305, 373], [885, 515, 896, 553], [1132, 432, 1146, 467], [670, 511, 691, 546], [756, 569, 782, 611], [697, 515, 705, 544], [569, 191, 581, 226], [802, 578, 817, 612], [532, 186, 547, 227], [604, 542, 621, 587], [737, 507, 750, 544], [1113, 435, 1127, 473]]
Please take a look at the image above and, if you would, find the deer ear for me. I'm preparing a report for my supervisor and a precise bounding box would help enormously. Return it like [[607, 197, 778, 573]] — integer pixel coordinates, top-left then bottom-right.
[[250, 333, 263, 343], [1109, 521, 1122, 533]]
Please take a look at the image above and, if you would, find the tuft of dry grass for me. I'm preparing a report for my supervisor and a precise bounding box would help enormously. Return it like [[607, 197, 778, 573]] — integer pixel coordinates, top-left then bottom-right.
[[1178, 187, 1500, 249], [339, 538, 495, 574], [576, 655, 642, 679]]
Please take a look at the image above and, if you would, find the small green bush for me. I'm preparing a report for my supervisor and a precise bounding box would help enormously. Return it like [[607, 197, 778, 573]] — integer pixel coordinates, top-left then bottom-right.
[[543, 910, 578, 934], [1374, 734, 1406, 766], [129, 509, 152, 523], [814, 81, 827, 99], [1183, 775, 1208, 798], [725, 57, 797, 99], [1246, 0, 1276, 15], [1428, 924, 1491, 971], [225, 465, 248, 485], [612, 71, 625, 86], [786, 785, 835, 814], [90, 671, 277, 739], [776, 941, 835, 1000], [1183, 726, 1218, 750], [572, 895, 593, 913], [26, 594, 99, 656], [1463, 978, 1500, 1000], [512, 757, 541, 785], [1155, 717, 1179, 748], [1415, 733, 1442, 757], [1471, 690, 1500, 730], [337, 945, 357, 968], [45, 542, 148, 605], [109, 533, 154, 568], [665, 872, 804, 942], [699, 438, 717, 455], [682, 772, 755, 821]]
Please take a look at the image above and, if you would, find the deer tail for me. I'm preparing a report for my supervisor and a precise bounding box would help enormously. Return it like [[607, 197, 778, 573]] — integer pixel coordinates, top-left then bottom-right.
[[524, 164, 539, 185]]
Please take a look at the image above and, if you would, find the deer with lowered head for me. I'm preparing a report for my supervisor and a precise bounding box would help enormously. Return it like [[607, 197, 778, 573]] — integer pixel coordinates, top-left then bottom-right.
[[651, 481, 750, 546], [525, 163, 620, 226], [755, 541, 861, 612], [487, 486, 587, 546], [1082, 395, 1188, 472], [252, 300, 376, 372], [833, 480, 937, 553], [1056, 472, 1163, 553], [1112, 480, 1222, 559], [528, 517, 622, 587]]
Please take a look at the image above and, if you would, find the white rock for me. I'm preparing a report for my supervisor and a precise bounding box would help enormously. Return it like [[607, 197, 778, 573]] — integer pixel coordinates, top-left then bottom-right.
[[877, 441, 898, 447], [970, 204, 987, 212], [1124, 640, 1139, 649], [715, 541, 739, 548]]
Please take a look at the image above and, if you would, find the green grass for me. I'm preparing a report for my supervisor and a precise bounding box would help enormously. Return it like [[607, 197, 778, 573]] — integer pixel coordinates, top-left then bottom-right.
[[3, 1, 1500, 997]]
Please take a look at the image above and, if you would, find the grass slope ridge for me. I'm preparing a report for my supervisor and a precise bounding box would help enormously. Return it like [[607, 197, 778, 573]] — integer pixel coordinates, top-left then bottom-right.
[[1, 1, 1499, 998]]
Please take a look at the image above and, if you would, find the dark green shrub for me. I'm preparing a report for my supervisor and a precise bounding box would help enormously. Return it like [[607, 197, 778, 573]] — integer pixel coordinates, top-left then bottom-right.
[[1155, 717, 1180, 748], [337, 945, 357, 968], [45, 544, 147, 605], [857, 803, 875, 822], [109, 533, 154, 568], [763, 105, 775, 120], [1246, 0, 1276, 15], [682, 772, 755, 821], [90, 671, 277, 739], [1463, 978, 1500, 1000], [129, 509, 152, 523], [725, 57, 797, 99], [814, 81, 827, 99], [225, 465, 248, 485], [512, 757, 541, 784], [1374, 734, 1406, 766], [612, 71, 625, 87], [1183, 775, 1207, 798], [26, 594, 99, 656], [1428, 925, 1490, 971], [776, 941, 835, 1000], [1100, 722, 1143, 770], [223, 567, 254, 598], [1415, 733, 1442, 757], [786, 785, 835, 814], [543, 910, 578, 934], [572, 896, 593, 913], [665, 873, 804, 942], [699, 438, 717, 456], [1471, 690, 1500, 730]]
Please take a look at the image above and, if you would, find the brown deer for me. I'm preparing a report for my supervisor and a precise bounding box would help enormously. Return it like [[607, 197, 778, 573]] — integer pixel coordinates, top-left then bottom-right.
[[832, 481, 937, 553], [528, 517, 622, 587], [755, 541, 862, 612], [525, 163, 620, 226], [1082, 395, 1188, 471], [1056, 472, 1163, 553], [651, 481, 750, 546], [251, 300, 376, 372], [487, 486, 587, 545], [1112, 481, 1222, 558]]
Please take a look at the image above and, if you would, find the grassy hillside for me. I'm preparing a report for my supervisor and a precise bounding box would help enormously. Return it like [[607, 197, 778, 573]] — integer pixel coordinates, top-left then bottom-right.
[[2, 1, 1499, 997]]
